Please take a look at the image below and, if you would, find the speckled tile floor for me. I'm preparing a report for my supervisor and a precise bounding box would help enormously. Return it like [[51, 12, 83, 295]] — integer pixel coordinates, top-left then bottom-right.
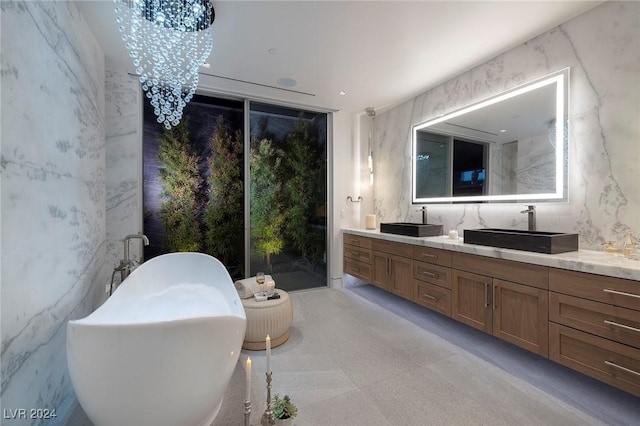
[[68, 283, 640, 426]]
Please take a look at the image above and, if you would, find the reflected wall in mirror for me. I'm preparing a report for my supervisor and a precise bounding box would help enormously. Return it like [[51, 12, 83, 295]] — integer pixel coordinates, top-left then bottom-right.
[[412, 68, 569, 203]]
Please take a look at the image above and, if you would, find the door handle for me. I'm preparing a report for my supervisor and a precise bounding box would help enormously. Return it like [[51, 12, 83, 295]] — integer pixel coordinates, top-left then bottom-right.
[[484, 283, 490, 307], [604, 360, 640, 377], [603, 288, 640, 299], [420, 270, 438, 278], [422, 293, 439, 302], [604, 320, 640, 334], [493, 284, 497, 309]]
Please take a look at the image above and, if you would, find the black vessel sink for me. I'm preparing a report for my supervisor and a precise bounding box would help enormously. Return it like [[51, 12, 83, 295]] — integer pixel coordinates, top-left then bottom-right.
[[463, 228, 579, 254], [380, 222, 443, 237]]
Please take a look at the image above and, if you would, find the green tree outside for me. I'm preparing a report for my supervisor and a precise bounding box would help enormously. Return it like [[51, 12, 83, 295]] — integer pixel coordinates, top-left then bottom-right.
[[282, 118, 323, 263], [204, 115, 244, 270], [250, 139, 286, 271], [157, 117, 202, 252]]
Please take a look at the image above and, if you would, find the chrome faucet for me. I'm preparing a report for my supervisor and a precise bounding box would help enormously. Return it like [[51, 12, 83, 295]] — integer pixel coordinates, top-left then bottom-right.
[[119, 233, 149, 281], [520, 205, 536, 231], [416, 206, 428, 224]]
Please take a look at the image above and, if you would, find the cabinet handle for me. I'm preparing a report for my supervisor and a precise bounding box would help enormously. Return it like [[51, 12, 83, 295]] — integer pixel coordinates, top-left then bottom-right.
[[421, 253, 438, 259], [604, 361, 640, 377], [352, 267, 360, 273], [493, 284, 498, 309], [484, 283, 490, 307], [603, 288, 640, 299], [386, 258, 390, 275], [420, 269, 439, 278], [422, 293, 439, 302], [604, 320, 640, 334]]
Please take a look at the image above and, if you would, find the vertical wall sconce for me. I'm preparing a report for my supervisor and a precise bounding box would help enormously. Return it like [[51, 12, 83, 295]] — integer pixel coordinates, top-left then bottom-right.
[[366, 107, 376, 185]]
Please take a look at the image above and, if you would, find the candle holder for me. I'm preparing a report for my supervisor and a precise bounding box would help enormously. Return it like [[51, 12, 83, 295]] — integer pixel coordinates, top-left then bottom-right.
[[260, 372, 275, 426], [244, 400, 251, 426]]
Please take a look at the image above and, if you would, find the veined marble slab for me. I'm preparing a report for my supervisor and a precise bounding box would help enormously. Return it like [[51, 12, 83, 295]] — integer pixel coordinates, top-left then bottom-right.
[[370, 1, 640, 252], [343, 228, 640, 282]]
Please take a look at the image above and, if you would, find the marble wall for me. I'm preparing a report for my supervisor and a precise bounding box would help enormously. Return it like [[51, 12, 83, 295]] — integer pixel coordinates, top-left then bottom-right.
[[371, 1, 639, 251], [0, 0, 106, 423], [105, 70, 143, 281]]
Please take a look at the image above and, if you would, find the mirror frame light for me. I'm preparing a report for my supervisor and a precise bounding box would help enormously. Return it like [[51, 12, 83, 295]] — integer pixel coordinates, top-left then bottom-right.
[[412, 68, 569, 204]]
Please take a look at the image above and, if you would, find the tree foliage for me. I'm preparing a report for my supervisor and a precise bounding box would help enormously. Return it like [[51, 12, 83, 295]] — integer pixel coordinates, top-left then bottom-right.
[[282, 118, 323, 262], [250, 139, 286, 270], [157, 117, 202, 252], [204, 115, 244, 266]]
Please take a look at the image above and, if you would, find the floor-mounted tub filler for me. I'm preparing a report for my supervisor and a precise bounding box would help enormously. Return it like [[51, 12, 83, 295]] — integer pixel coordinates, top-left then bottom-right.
[[67, 252, 246, 426]]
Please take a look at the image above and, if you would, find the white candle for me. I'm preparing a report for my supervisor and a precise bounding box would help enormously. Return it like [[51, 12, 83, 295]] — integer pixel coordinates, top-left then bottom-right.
[[266, 334, 271, 374], [266, 279, 275, 296], [365, 214, 376, 229], [245, 357, 251, 402]]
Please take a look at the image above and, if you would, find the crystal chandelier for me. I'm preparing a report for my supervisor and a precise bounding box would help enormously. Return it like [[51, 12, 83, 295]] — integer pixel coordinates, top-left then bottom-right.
[[114, 0, 215, 129]]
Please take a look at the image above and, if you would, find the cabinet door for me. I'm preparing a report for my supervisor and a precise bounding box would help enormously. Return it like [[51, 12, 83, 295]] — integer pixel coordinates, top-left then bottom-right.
[[452, 270, 492, 333], [493, 279, 549, 357], [415, 280, 452, 317], [372, 252, 391, 290], [550, 323, 640, 397], [390, 255, 413, 300], [344, 258, 372, 282], [550, 292, 640, 350]]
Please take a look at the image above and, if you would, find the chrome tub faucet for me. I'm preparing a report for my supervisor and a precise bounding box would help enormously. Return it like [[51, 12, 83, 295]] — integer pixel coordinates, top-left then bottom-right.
[[120, 233, 149, 281]]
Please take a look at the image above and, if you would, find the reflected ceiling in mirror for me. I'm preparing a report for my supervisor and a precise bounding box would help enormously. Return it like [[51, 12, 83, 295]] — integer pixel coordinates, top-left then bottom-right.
[[412, 68, 568, 203]]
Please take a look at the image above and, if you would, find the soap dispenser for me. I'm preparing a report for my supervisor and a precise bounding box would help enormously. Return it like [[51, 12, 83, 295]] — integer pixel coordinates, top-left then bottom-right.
[[622, 231, 635, 258]]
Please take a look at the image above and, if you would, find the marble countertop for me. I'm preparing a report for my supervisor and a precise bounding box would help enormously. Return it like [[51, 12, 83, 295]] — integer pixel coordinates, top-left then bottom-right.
[[342, 228, 640, 281]]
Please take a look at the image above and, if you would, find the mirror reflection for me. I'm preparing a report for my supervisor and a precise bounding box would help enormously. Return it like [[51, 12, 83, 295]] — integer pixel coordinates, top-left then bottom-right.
[[412, 68, 568, 203]]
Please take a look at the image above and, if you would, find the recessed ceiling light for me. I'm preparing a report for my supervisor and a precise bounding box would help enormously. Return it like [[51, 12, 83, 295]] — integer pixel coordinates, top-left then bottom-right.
[[268, 48, 278, 55], [200, 63, 211, 68], [339, 90, 347, 96], [499, 129, 507, 133], [276, 77, 297, 88]]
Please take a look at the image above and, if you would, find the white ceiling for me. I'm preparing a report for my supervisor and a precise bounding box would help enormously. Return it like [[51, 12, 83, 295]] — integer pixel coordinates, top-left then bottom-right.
[[76, 1, 601, 115]]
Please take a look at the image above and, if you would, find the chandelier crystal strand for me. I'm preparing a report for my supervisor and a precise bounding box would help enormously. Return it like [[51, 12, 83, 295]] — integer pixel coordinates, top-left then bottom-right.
[[114, 0, 214, 129]]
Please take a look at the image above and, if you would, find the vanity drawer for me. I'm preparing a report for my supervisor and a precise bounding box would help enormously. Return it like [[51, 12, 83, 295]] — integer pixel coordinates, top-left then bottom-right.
[[452, 252, 548, 290], [344, 258, 372, 282], [372, 239, 413, 258], [550, 268, 640, 311], [550, 323, 640, 397], [343, 234, 372, 249], [413, 246, 451, 267], [414, 280, 452, 317], [550, 292, 640, 349], [414, 261, 451, 289], [343, 244, 372, 264]]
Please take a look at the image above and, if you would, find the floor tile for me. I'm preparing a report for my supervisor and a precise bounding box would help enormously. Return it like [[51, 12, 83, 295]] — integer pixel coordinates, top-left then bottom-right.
[[67, 285, 640, 426]]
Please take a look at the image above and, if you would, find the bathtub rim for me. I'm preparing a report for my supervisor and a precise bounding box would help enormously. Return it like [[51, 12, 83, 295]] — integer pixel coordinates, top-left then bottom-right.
[[68, 312, 246, 327]]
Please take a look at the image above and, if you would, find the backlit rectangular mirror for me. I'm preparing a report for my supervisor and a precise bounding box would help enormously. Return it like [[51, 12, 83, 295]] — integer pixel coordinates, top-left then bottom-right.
[[412, 68, 569, 203]]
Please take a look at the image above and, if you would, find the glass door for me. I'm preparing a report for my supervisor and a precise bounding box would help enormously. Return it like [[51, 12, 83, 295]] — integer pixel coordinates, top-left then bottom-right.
[[248, 102, 327, 291]]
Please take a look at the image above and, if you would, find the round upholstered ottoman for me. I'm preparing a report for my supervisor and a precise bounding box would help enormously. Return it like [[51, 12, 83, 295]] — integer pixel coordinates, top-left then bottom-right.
[[241, 289, 293, 350]]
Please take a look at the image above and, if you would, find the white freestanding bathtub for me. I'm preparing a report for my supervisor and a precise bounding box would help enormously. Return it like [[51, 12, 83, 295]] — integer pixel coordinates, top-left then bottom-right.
[[67, 252, 246, 426]]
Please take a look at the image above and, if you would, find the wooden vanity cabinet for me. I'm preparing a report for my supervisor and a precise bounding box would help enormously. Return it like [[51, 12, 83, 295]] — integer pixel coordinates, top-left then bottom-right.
[[371, 240, 413, 299], [343, 235, 372, 282], [549, 268, 640, 396], [413, 246, 452, 316], [342, 232, 640, 396], [451, 253, 549, 357]]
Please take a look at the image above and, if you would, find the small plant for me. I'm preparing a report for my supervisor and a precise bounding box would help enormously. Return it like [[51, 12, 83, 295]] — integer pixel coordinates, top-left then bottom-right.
[[272, 394, 297, 420]]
